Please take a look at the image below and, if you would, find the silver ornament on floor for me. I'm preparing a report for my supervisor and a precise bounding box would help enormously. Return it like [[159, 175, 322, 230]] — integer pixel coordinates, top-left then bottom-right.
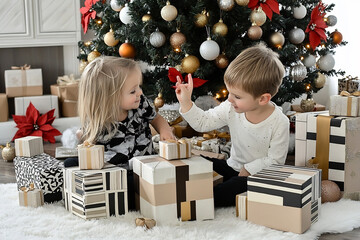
[[150, 30, 166, 48], [300, 98, 316, 112], [302, 55, 316, 68], [289, 27, 305, 44], [200, 38, 220, 61], [290, 64, 307, 82], [293, 4, 307, 19], [317, 54, 335, 72], [326, 15, 337, 26], [218, 0, 235, 11]]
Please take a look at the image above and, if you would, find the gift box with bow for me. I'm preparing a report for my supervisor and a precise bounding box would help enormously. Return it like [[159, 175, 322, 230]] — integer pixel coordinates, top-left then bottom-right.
[[78, 141, 105, 170], [329, 91, 360, 117], [338, 75, 360, 94], [159, 139, 192, 160], [18, 183, 44, 207]]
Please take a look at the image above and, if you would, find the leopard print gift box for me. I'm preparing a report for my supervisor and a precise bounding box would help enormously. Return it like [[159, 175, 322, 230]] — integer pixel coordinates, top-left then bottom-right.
[[14, 153, 64, 203]]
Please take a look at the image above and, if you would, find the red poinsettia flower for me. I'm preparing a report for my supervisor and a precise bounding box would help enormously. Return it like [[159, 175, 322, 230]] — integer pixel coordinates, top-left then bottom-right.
[[306, 2, 328, 50], [80, 0, 100, 33], [248, 0, 280, 20], [168, 67, 208, 89], [12, 102, 62, 143]]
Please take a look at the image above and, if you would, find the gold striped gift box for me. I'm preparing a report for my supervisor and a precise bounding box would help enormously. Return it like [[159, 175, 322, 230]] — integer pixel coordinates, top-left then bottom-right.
[[15, 136, 43, 157], [159, 139, 192, 160], [18, 183, 44, 208], [78, 142, 104, 170]]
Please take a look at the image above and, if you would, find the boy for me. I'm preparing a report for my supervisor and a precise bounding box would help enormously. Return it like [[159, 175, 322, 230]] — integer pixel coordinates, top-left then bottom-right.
[[175, 43, 289, 207]]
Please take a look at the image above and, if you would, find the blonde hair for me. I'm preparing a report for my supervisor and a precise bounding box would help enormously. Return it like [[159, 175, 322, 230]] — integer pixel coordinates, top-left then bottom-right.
[[78, 56, 140, 144], [224, 42, 285, 98]]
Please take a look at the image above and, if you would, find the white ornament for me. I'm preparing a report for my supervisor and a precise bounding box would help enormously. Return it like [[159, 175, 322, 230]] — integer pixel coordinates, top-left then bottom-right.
[[200, 39, 220, 61], [293, 4, 307, 19], [317, 54, 335, 72], [161, 2, 178, 21], [289, 27, 305, 44], [110, 0, 122, 12], [303, 55, 316, 68], [150, 30, 166, 48], [119, 4, 132, 24]]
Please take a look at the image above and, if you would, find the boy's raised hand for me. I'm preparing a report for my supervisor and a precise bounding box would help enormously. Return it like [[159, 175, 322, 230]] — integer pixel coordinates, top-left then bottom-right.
[[175, 74, 193, 113]]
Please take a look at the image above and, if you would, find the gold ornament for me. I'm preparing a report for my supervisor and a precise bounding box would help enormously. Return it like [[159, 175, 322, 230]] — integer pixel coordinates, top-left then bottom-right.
[[142, 12, 152, 22], [218, 0, 235, 11], [161, 1, 178, 22], [300, 98, 316, 112], [170, 29, 186, 48], [315, 73, 326, 88], [79, 60, 88, 73], [181, 55, 200, 74], [0, 143, 15, 162], [247, 24, 262, 40], [235, 0, 249, 6], [154, 93, 165, 111], [321, 180, 341, 203], [104, 29, 119, 47], [270, 32, 285, 49], [250, 7, 267, 26], [215, 54, 229, 69], [87, 50, 101, 62], [212, 19, 228, 36], [194, 10, 209, 28]]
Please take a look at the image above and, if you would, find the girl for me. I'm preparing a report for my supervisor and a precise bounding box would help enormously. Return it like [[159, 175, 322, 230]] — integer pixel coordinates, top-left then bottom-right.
[[65, 56, 174, 209]]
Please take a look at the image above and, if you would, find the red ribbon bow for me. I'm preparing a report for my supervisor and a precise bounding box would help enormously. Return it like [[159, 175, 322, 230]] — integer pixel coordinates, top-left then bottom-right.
[[305, 2, 328, 50], [248, 0, 280, 20], [80, 0, 100, 34], [12, 102, 62, 143], [168, 68, 208, 88]]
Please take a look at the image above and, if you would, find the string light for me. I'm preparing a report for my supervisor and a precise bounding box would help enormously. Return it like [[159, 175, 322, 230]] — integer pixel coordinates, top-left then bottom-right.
[[305, 44, 311, 49], [305, 83, 311, 91], [300, 56, 304, 61], [173, 47, 181, 53], [84, 41, 91, 46], [215, 93, 221, 99], [96, 18, 103, 25]]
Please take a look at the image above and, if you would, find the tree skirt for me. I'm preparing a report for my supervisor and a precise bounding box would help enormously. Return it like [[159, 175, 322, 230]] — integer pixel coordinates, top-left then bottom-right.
[[1, 183, 360, 240]]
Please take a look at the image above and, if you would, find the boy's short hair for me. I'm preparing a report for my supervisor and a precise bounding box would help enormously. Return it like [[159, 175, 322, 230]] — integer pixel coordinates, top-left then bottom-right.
[[224, 42, 285, 98]]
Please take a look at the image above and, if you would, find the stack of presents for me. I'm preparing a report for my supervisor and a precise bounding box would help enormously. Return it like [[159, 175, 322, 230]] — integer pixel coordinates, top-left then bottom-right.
[[0, 65, 80, 143]]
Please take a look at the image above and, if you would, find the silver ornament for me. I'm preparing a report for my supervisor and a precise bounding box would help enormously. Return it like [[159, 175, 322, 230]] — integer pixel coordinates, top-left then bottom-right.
[[303, 55, 316, 68], [317, 54, 335, 72], [289, 27, 305, 44], [218, 0, 235, 11], [150, 30, 166, 48], [200, 39, 220, 61], [290, 64, 307, 82], [110, 0, 122, 12], [293, 4, 307, 19], [326, 15, 337, 26]]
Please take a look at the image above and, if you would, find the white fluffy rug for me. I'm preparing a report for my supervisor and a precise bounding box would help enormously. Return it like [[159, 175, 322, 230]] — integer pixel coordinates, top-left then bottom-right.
[[1, 183, 360, 240]]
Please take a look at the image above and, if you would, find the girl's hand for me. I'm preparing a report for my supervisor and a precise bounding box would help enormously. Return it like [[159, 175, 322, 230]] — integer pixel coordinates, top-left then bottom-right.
[[175, 74, 193, 112], [238, 167, 250, 177], [160, 128, 175, 141]]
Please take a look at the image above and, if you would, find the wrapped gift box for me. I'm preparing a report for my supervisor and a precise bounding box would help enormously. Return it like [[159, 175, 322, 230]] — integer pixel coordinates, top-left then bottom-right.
[[132, 155, 214, 223], [78, 143, 105, 170], [159, 139, 192, 160], [0, 94, 8, 122], [338, 76, 360, 94], [295, 111, 360, 194], [236, 192, 247, 220], [15, 95, 59, 118], [19, 183, 44, 208], [329, 95, 360, 117], [51, 83, 79, 117], [63, 164, 128, 220], [15, 136, 43, 157], [5, 68, 43, 97], [14, 153, 64, 203], [247, 165, 321, 234], [173, 124, 198, 138], [291, 104, 326, 113], [62, 100, 78, 117]]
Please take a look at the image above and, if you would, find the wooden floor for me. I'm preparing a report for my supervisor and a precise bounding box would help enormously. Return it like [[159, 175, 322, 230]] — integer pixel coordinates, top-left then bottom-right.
[[1, 145, 359, 239]]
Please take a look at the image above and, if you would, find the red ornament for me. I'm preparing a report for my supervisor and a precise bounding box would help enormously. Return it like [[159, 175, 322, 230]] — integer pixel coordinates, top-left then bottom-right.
[[168, 67, 208, 88], [305, 2, 328, 50], [80, 0, 100, 34], [12, 102, 62, 143], [248, 0, 280, 20]]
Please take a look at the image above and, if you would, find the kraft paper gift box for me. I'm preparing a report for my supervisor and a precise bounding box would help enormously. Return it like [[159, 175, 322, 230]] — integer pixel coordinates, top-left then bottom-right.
[[132, 155, 214, 223], [19, 183, 44, 208], [15, 136, 43, 157], [0, 94, 9, 122], [78, 143, 105, 170], [15, 95, 59, 118], [247, 165, 322, 234], [159, 139, 192, 160], [50, 83, 78, 102], [338, 76, 360, 94], [329, 94, 360, 117], [14, 153, 64, 202], [61, 100, 78, 117], [236, 192, 247, 220], [63, 164, 128, 220], [295, 111, 360, 194], [5, 67, 43, 97]]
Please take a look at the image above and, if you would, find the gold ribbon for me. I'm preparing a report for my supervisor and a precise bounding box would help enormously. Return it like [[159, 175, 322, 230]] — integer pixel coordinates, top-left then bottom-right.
[[20, 183, 35, 206], [311, 115, 333, 180], [80, 141, 94, 169], [164, 139, 190, 159], [57, 74, 80, 86], [340, 91, 360, 116], [203, 130, 230, 141]]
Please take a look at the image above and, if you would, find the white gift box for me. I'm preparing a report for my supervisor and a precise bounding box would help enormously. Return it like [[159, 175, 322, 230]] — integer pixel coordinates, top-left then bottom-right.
[[15, 95, 59, 118], [5, 68, 43, 97], [131, 155, 214, 223], [295, 111, 360, 194], [236, 192, 247, 220], [159, 139, 192, 160], [78, 143, 105, 170], [18, 184, 44, 208], [15, 136, 43, 157], [329, 95, 360, 117]]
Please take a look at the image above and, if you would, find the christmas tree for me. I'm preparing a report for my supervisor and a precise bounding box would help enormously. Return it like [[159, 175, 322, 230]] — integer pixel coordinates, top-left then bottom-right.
[[78, 0, 346, 105]]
